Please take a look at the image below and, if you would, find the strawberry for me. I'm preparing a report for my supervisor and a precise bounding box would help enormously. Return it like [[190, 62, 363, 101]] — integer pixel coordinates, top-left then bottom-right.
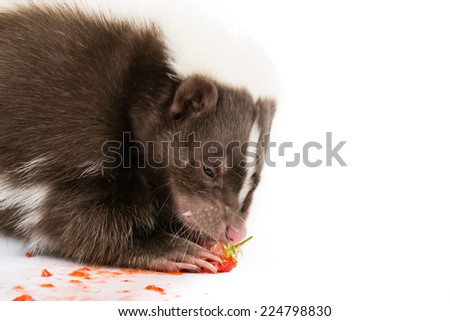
[[202, 236, 253, 273]]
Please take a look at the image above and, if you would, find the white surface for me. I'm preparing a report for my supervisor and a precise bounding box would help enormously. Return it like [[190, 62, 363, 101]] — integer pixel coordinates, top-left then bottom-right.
[[0, 236, 258, 301], [1, 0, 450, 320]]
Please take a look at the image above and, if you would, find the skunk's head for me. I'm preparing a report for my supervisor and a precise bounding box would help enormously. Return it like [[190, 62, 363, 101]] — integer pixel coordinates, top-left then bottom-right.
[[162, 75, 276, 244], [122, 3, 278, 243]]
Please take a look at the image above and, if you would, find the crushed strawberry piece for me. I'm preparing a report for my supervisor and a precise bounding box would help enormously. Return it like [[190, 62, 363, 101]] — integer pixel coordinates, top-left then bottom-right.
[[69, 267, 91, 277], [13, 294, 34, 301], [41, 269, 52, 277], [145, 285, 165, 294], [40, 283, 55, 288]]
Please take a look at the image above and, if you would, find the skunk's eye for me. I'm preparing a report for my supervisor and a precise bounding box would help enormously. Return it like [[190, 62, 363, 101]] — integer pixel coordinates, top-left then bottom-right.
[[203, 166, 215, 178]]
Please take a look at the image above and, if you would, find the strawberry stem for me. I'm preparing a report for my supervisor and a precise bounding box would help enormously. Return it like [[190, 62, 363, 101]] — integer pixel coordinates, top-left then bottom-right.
[[223, 236, 253, 259], [233, 235, 253, 249]]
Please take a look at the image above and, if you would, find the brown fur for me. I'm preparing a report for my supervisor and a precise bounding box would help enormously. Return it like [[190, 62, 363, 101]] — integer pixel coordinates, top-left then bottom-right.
[[0, 5, 276, 271]]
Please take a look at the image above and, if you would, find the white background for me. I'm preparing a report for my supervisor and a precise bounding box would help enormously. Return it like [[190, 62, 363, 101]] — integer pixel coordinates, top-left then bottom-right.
[[1, 0, 449, 320]]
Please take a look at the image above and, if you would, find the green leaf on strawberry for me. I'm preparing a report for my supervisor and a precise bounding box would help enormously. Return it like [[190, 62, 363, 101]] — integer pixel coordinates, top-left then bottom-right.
[[223, 235, 253, 259]]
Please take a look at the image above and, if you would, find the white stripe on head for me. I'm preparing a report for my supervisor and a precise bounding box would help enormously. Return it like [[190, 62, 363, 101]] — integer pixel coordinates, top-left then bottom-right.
[[238, 120, 260, 207], [0, 175, 49, 232]]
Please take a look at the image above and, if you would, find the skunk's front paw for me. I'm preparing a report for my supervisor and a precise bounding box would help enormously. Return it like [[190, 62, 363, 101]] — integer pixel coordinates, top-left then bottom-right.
[[147, 239, 222, 273]]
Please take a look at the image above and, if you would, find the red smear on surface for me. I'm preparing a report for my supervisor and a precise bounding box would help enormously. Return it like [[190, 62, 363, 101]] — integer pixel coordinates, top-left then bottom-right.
[[120, 268, 140, 274], [96, 270, 122, 276], [13, 295, 34, 301], [69, 267, 91, 278], [41, 269, 52, 277], [40, 283, 55, 288], [145, 285, 165, 294], [12, 265, 182, 299], [79, 267, 91, 271], [164, 271, 183, 275], [25, 252, 33, 258], [120, 268, 154, 275], [69, 271, 87, 277], [118, 268, 181, 276]]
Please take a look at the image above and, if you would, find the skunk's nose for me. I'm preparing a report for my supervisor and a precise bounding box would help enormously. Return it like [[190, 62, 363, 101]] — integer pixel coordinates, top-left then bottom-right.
[[224, 224, 247, 244]]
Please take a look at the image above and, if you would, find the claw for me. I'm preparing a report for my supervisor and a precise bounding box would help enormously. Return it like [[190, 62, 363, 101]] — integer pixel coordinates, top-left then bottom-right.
[[191, 258, 217, 274], [174, 262, 201, 273], [199, 249, 222, 263], [170, 255, 219, 273]]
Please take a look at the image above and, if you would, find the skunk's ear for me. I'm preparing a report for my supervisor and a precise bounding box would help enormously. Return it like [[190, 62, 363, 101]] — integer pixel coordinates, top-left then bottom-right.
[[169, 75, 218, 120]]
